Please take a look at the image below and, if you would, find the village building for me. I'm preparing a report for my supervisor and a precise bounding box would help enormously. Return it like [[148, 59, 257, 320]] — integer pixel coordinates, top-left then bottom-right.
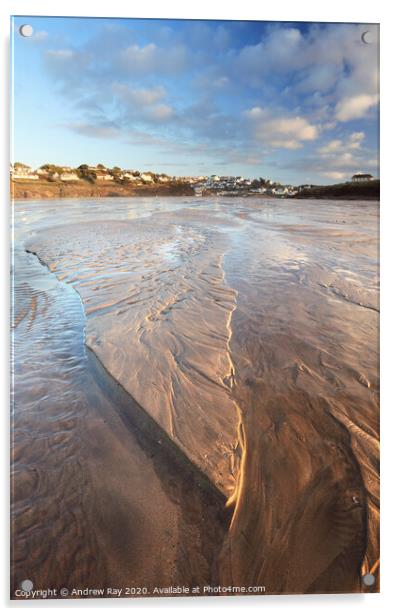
[[157, 174, 170, 183], [10, 164, 39, 180], [11, 163, 31, 174], [140, 173, 155, 183], [60, 172, 80, 182], [272, 187, 288, 197], [12, 172, 39, 180], [121, 173, 141, 182], [36, 168, 49, 176], [96, 172, 114, 181], [352, 173, 374, 182]]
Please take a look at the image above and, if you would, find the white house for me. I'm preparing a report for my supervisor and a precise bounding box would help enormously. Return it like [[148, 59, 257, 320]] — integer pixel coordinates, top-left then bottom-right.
[[60, 172, 80, 182], [352, 173, 374, 182], [11, 164, 31, 174], [140, 173, 154, 183], [96, 173, 114, 181], [121, 173, 141, 182], [272, 187, 288, 197], [11, 164, 39, 179], [12, 172, 39, 180], [11, 164, 39, 180], [36, 168, 49, 176]]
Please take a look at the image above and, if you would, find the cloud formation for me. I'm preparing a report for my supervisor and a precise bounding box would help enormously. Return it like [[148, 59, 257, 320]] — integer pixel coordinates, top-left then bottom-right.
[[335, 94, 379, 122], [283, 130, 378, 182], [16, 18, 379, 181], [245, 107, 319, 149]]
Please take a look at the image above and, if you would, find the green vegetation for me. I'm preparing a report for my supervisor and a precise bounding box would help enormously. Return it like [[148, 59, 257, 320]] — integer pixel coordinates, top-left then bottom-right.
[[295, 180, 380, 200], [77, 164, 97, 183], [40, 163, 64, 175], [251, 177, 281, 190], [109, 167, 123, 183]]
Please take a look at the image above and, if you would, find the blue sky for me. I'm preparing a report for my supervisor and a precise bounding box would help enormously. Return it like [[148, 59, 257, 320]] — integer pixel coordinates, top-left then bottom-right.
[[11, 16, 379, 184]]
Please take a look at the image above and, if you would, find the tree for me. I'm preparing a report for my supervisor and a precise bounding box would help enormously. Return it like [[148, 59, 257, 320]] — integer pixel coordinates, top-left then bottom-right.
[[40, 163, 64, 175], [77, 164, 97, 183], [109, 167, 122, 180]]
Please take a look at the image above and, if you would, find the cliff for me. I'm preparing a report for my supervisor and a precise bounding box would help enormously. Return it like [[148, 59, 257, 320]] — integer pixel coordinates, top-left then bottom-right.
[[11, 179, 195, 200]]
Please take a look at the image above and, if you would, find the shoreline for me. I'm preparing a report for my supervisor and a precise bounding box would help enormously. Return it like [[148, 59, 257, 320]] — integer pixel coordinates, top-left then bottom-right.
[[11, 179, 380, 202]]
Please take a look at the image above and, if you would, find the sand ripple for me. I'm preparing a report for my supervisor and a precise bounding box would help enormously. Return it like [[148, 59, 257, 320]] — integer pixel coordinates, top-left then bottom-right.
[[27, 217, 240, 498], [20, 197, 379, 594]]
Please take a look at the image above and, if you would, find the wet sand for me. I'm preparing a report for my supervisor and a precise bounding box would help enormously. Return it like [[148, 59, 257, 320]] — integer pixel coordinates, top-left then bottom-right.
[[11, 244, 227, 597], [217, 202, 379, 593], [12, 197, 379, 596]]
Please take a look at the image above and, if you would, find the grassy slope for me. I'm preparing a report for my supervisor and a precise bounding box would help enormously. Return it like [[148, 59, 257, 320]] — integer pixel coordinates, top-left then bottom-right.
[[294, 180, 380, 200]]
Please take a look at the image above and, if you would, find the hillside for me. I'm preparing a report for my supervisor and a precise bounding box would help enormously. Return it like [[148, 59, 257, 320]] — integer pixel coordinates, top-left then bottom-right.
[[294, 180, 380, 200]]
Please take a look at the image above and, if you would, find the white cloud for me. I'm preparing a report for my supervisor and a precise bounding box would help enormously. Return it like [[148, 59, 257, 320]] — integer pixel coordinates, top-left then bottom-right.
[[236, 28, 303, 76], [335, 94, 379, 121], [303, 130, 377, 181], [235, 24, 379, 125], [119, 42, 188, 74], [31, 30, 48, 43], [67, 123, 120, 139], [245, 107, 318, 149], [148, 104, 174, 121], [349, 131, 365, 147], [112, 83, 175, 123], [296, 65, 339, 94], [46, 48, 75, 59], [318, 139, 343, 154], [318, 131, 365, 155], [121, 43, 157, 69], [113, 84, 166, 106], [323, 171, 350, 180]]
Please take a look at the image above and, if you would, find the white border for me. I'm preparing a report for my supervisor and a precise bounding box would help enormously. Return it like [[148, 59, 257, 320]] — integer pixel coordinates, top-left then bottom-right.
[[1, 1, 394, 613], [0, 0, 384, 23]]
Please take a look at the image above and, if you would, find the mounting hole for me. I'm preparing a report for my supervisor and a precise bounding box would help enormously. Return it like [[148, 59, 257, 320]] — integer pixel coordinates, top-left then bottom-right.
[[362, 573, 375, 587], [361, 31, 374, 45], [20, 579, 34, 592], [19, 24, 33, 38]]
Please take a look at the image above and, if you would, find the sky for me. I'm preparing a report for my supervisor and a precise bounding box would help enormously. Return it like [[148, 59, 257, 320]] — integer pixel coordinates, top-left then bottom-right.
[[11, 16, 379, 184]]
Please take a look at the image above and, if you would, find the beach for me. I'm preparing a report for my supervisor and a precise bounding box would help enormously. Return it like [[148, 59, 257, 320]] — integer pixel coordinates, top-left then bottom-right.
[[11, 196, 379, 596]]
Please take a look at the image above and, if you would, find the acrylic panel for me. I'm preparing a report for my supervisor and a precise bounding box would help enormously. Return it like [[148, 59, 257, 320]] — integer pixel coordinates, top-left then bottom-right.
[[10, 15, 380, 600]]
